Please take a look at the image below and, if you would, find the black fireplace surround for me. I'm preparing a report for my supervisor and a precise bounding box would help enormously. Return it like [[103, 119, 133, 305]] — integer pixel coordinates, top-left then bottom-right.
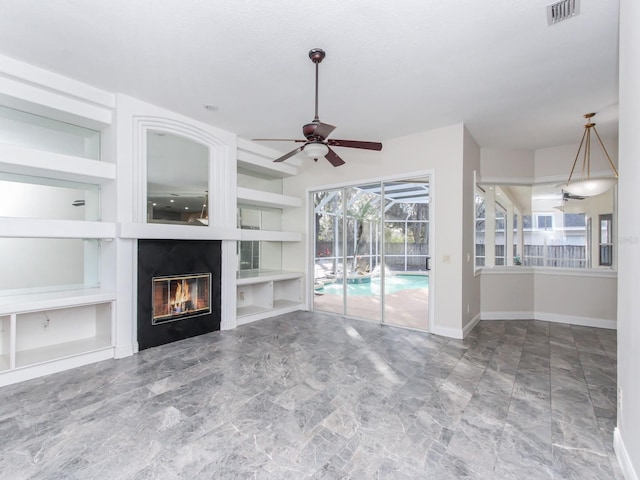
[[137, 239, 221, 350]]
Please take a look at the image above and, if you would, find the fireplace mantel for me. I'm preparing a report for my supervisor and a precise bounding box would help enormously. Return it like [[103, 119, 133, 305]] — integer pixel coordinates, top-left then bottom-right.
[[119, 222, 240, 240]]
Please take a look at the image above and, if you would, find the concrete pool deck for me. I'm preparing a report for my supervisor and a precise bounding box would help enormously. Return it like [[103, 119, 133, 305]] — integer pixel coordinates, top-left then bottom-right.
[[313, 286, 429, 330]]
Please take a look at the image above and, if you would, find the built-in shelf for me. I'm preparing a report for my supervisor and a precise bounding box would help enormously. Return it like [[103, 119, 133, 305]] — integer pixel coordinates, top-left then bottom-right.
[[239, 229, 301, 242], [237, 270, 303, 285], [0, 298, 114, 386], [237, 187, 301, 209], [0, 288, 116, 315], [237, 140, 299, 178], [0, 217, 116, 239], [235, 140, 304, 327], [0, 142, 116, 184], [236, 270, 303, 325], [0, 58, 118, 388], [119, 222, 240, 240], [15, 336, 112, 368]]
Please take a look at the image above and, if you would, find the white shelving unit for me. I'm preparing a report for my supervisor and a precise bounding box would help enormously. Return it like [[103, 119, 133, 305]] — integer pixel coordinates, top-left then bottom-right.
[[235, 139, 305, 324], [0, 63, 117, 386], [236, 271, 303, 325], [0, 290, 115, 386]]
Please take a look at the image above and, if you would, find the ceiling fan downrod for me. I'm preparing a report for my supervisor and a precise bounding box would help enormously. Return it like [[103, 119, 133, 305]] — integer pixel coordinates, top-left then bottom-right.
[[308, 48, 325, 124]]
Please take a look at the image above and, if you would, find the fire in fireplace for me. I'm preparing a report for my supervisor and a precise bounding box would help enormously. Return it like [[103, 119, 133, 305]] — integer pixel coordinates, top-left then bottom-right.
[[152, 273, 211, 324]]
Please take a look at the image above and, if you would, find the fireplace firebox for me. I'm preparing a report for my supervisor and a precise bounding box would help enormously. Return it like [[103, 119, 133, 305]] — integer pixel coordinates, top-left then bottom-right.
[[138, 239, 221, 350], [152, 273, 211, 324]]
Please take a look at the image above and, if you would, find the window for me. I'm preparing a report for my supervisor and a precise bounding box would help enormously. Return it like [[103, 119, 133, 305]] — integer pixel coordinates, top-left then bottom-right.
[[537, 215, 553, 230], [475, 191, 486, 267], [476, 183, 615, 270], [599, 214, 613, 266], [495, 204, 506, 266]]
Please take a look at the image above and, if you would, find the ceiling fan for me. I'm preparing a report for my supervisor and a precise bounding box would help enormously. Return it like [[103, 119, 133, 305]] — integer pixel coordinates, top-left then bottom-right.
[[253, 49, 383, 167]]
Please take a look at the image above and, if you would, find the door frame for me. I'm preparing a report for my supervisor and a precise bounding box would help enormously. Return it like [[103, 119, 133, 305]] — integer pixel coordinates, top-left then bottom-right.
[[307, 169, 435, 332]]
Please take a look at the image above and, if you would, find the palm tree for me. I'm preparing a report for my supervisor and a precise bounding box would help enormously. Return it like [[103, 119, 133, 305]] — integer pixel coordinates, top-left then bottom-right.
[[347, 195, 378, 272]]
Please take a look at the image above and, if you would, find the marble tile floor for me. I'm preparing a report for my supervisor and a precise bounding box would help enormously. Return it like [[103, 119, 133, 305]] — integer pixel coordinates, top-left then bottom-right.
[[0, 313, 623, 479]]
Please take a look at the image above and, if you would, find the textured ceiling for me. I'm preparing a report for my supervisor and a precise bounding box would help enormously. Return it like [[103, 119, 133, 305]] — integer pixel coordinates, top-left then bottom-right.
[[0, 0, 620, 154]]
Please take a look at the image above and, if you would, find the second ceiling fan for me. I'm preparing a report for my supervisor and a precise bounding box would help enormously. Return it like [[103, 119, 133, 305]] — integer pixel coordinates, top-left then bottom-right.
[[254, 49, 383, 167]]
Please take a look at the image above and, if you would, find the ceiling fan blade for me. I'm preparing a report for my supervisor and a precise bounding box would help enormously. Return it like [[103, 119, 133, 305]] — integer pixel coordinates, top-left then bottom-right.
[[313, 122, 336, 140], [327, 139, 383, 151], [325, 147, 346, 167], [252, 138, 306, 143], [274, 146, 304, 163]]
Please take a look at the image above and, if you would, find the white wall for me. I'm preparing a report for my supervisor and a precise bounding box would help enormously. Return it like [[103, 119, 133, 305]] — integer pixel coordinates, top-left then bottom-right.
[[462, 127, 481, 330], [616, 0, 640, 477], [480, 148, 535, 182], [533, 272, 616, 327], [481, 270, 534, 314], [282, 123, 473, 337], [535, 140, 618, 181], [481, 269, 616, 328]]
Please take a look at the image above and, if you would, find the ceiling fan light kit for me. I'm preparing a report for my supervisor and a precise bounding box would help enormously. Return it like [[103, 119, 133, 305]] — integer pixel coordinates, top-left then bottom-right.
[[253, 49, 382, 167], [563, 112, 618, 197], [304, 142, 329, 160]]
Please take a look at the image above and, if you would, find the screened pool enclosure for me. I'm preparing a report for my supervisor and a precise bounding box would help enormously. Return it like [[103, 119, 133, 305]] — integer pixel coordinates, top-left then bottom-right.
[[312, 179, 431, 329]]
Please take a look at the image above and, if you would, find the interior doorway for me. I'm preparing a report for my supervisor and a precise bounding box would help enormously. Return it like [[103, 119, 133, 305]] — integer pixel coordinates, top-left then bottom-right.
[[312, 176, 431, 330]]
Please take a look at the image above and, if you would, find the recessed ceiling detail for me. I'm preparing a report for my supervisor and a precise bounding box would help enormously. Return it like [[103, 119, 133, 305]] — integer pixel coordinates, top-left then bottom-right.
[[547, 0, 580, 25]]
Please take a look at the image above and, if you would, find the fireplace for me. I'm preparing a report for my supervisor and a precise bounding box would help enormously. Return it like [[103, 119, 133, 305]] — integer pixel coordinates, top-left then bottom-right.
[[138, 239, 221, 350], [152, 273, 211, 324]]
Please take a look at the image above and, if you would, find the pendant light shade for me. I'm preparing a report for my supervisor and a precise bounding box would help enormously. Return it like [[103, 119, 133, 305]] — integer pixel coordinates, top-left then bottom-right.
[[564, 112, 618, 197], [563, 177, 617, 197]]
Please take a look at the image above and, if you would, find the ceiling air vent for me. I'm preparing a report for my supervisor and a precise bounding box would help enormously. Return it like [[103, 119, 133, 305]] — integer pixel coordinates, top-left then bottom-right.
[[547, 0, 580, 25]]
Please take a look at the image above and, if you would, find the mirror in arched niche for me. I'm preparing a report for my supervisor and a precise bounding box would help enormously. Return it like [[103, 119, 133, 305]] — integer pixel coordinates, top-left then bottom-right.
[[146, 130, 210, 225], [475, 182, 615, 268]]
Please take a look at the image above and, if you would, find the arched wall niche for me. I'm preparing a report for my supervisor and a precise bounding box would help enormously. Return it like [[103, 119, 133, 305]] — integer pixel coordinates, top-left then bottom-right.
[[131, 115, 236, 229]]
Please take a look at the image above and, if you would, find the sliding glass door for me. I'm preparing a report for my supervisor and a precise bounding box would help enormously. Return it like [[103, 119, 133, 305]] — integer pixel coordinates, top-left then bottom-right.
[[382, 180, 430, 330], [313, 177, 430, 330]]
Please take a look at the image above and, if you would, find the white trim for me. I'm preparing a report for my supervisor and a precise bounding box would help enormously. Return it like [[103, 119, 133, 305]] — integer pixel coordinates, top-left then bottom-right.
[[481, 311, 534, 321], [614, 427, 638, 480], [431, 324, 464, 339], [0, 53, 115, 109], [478, 266, 617, 278], [463, 313, 481, 337], [481, 310, 616, 329], [306, 169, 434, 332], [220, 240, 237, 331], [0, 76, 112, 128], [535, 170, 615, 185], [118, 222, 239, 240], [534, 312, 616, 329], [308, 168, 436, 193], [478, 176, 535, 185]]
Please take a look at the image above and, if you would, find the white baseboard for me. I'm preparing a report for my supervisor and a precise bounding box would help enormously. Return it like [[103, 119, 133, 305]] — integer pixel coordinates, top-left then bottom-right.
[[481, 311, 616, 330], [481, 311, 534, 321], [463, 313, 481, 337], [114, 343, 136, 358], [431, 325, 463, 339], [614, 427, 638, 480], [535, 312, 616, 329]]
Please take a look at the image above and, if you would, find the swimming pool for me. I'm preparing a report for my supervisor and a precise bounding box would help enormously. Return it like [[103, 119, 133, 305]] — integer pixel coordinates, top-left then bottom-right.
[[318, 274, 428, 296]]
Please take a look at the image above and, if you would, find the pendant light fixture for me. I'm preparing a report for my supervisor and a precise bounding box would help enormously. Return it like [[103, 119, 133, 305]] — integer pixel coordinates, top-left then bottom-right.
[[563, 112, 618, 197]]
